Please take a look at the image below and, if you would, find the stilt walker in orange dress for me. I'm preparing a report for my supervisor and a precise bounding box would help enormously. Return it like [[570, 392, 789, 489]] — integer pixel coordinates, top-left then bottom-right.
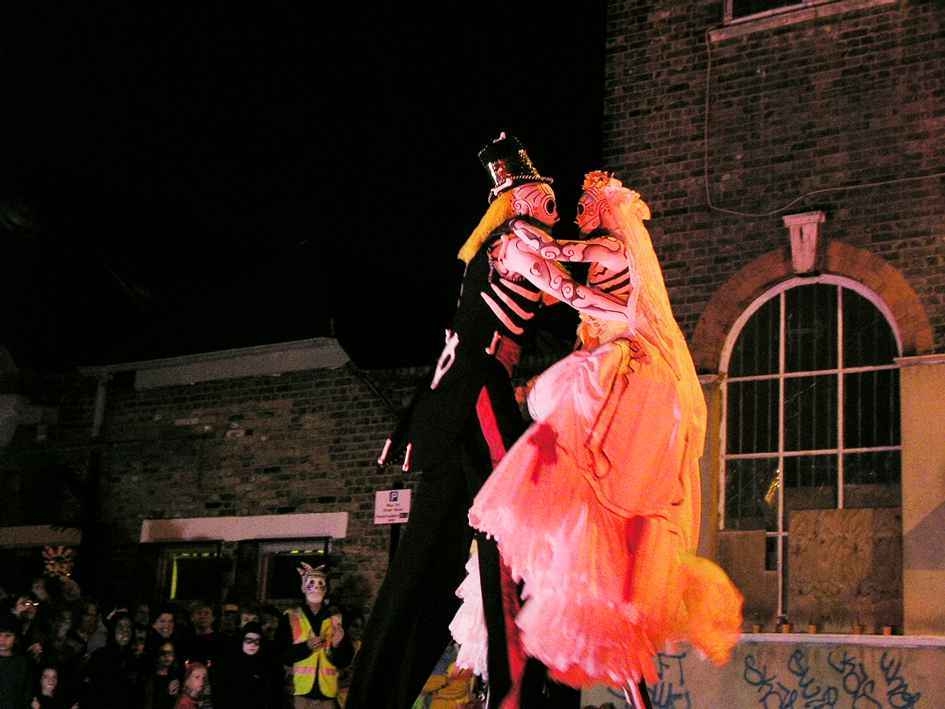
[[450, 171, 743, 707]]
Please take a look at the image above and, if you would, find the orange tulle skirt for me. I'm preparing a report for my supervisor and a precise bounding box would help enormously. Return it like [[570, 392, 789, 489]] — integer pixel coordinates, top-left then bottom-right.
[[453, 337, 743, 689]]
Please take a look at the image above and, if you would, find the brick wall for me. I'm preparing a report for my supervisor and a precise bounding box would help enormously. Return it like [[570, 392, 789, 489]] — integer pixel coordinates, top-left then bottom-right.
[[3, 339, 569, 612], [20, 361, 421, 609], [604, 0, 945, 360]]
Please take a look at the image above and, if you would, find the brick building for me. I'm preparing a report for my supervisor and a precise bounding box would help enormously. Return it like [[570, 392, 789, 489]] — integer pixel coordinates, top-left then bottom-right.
[[601, 0, 944, 639], [0, 338, 566, 618], [1, 339, 425, 617], [2, 0, 944, 702]]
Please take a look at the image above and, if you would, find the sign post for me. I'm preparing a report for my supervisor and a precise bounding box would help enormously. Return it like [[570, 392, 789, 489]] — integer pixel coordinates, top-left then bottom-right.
[[374, 486, 411, 562]]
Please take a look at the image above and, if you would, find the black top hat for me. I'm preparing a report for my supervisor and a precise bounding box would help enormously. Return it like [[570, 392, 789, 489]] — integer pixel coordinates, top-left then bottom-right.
[[479, 132, 553, 203]]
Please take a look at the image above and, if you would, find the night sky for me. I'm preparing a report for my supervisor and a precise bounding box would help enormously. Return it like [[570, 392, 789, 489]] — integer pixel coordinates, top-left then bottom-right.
[[3, 4, 606, 370]]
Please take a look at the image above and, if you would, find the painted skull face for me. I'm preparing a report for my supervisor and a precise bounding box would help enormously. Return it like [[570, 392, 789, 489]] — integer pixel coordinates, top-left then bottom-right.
[[511, 183, 558, 227], [576, 188, 607, 234]]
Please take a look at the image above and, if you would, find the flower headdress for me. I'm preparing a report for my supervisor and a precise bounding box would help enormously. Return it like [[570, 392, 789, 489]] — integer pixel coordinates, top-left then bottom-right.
[[582, 170, 649, 221], [42, 545, 76, 578], [582, 169, 620, 193]]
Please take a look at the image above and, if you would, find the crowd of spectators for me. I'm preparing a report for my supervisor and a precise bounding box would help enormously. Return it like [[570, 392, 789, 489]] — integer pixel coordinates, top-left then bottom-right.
[[0, 575, 322, 709], [1, 575, 651, 709]]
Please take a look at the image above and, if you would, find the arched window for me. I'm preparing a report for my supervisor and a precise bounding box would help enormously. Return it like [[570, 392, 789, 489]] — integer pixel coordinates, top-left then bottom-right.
[[721, 276, 901, 617]]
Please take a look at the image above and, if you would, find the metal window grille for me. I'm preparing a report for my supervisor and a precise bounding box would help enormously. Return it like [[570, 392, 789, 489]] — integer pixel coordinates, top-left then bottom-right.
[[721, 277, 901, 618]]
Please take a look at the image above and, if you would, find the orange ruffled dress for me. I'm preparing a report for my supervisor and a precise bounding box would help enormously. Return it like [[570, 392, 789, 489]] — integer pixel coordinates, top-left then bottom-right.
[[457, 313, 743, 689]]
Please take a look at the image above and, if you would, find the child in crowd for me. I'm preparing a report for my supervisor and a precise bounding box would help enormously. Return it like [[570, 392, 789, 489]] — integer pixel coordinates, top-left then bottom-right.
[[30, 664, 77, 709], [143, 639, 183, 709], [174, 661, 208, 709], [217, 621, 278, 709]]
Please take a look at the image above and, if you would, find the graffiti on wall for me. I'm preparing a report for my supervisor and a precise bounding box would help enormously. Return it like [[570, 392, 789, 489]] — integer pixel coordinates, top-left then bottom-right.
[[585, 645, 925, 709], [743, 648, 922, 708], [597, 651, 695, 709]]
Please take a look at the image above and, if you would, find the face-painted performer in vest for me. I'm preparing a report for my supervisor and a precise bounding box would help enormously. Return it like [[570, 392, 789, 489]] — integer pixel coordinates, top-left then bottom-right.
[[450, 172, 743, 708], [276, 563, 354, 709], [345, 134, 580, 709]]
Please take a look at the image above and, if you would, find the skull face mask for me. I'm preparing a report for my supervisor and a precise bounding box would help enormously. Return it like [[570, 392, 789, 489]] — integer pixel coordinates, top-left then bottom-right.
[[576, 170, 617, 235], [511, 183, 558, 227], [576, 191, 603, 234], [298, 562, 328, 604]]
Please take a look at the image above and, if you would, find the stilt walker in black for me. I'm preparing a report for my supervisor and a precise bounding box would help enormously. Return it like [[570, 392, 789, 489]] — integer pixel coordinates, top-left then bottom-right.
[[345, 133, 580, 709]]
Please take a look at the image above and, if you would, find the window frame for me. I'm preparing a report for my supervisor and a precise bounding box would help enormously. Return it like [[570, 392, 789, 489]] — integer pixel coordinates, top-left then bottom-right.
[[719, 274, 902, 619], [725, 0, 810, 24], [712, 0, 898, 42], [257, 538, 333, 603], [156, 541, 224, 604], [723, 0, 893, 23]]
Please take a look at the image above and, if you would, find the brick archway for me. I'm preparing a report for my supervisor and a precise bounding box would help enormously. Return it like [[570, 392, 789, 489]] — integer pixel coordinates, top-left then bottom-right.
[[691, 240, 934, 373]]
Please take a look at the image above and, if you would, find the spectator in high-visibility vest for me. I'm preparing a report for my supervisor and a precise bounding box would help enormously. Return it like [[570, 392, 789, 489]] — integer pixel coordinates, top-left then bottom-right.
[[276, 564, 353, 709]]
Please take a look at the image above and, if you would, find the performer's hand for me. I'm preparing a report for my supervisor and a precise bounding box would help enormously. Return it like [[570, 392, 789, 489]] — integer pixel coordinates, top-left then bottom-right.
[[514, 384, 528, 408], [330, 614, 344, 647], [306, 635, 324, 651]]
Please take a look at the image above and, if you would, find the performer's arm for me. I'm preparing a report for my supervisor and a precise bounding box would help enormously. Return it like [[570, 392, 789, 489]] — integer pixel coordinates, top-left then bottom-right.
[[498, 234, 628, 322], [509, 218, 626, 271]]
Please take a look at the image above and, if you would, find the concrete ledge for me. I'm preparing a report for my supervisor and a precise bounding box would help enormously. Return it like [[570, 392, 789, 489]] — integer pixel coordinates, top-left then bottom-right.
[[0, 525, 82, 548], [140, 512, 348, 543], [80, 338, 350, 390], [741, 632, 945, 647]]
